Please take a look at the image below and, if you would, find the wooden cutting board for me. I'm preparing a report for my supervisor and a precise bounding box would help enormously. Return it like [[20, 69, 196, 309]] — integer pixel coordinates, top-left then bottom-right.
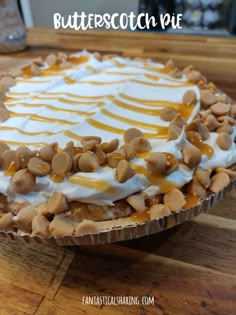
[[0, 28, 236, 315]]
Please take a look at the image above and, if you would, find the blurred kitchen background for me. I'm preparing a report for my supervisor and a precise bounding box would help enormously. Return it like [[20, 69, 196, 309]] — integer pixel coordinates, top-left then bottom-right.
[[18, 0, 236, 35]]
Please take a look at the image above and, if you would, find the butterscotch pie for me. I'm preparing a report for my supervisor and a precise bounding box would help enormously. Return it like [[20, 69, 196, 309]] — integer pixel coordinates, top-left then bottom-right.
[[0, 51, 235, 243]]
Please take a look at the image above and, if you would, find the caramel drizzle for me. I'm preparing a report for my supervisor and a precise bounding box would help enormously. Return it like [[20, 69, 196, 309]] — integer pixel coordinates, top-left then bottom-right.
[[32, 97, 106, 107], [130, 164, 177, 193], [0, 139, 47, 147], [7, 91, 114, 101], [113, 99, 161, 116], [64, 77, 129, 86], [16, 78, 54, 83], [9, 111, 77, 125], [62, 131, 82, 142], [87, 66, 160, 81], [119, 94, 194, 120], [22, 55, 90, 78], [101, 108, 168, 135], [0, 126, 57, 136], [187, 132, 214, 158], [7, 103, 96, 116], [131, 79, 193, 88], [69, 175, 114, 192], [87, 118, 166, 139]]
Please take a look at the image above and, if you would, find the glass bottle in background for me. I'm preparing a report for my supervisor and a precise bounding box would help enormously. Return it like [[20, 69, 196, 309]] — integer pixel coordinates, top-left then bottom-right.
[[0, 0, 26, 53]]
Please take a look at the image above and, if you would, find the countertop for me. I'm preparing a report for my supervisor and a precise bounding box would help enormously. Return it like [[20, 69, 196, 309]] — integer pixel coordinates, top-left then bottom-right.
[[0, 28, 236, 315]]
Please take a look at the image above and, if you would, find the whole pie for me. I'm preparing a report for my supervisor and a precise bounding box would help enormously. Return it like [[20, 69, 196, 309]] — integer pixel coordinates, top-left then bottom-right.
[[0, 51, 235, 240]]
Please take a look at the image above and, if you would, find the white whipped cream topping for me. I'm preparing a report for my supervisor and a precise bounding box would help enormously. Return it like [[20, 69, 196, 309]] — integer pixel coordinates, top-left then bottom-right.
[[2, 51, 236, 206]]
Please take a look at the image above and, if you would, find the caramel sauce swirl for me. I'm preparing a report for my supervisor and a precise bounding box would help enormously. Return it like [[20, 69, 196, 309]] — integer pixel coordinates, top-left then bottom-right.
[[87, 118, 168, 139], [69, 175, 115, 192], [101, 108, 168, 135], [130, 164, 177, 193], [187, 132, 214, 158]]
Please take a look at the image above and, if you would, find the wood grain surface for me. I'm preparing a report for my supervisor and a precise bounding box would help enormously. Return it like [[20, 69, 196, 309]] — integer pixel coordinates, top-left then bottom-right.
[[0, 28, 236, 315]]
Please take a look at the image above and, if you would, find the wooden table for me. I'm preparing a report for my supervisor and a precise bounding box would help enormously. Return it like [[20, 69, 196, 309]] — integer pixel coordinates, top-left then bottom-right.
[[0, 28, 236, 315]]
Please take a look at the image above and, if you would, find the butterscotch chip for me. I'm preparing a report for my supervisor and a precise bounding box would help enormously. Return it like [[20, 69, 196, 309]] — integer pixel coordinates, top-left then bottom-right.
[[32, 57, 44, 67], [149, 204, 171, 220], [28, 157, 51, 177], [126, 193, 146, 212], [182, 90, 197, 106], [0, 212, 14, 231], [46, 54, 57, 66], [0, 107, 9, 122], [168, 124, 182, 140], [186, 118, 201, 133], [0, 142, 10, 156], [79, 151, 99, 172], [2, 150, 21, 172], [209, 173, 230, 193], [182, 146, 201, 169], [183, 65, 194, 75], [208, 82, 217, 92], [82, 140, 99, 152], [211, 103, 231, 116], [200, 91, 217, 108], [216, 121, 233, 135], [63, 141, 77, 157], [129, 136, 152, 153], [52, 152, 72, 175], [198, 80, 207, 90], [199, 124, 210, 140], [75, 219, 100, 236], [164, 188, 186, 212], [160, 107, 178, 122], [195, 167, 210, 189], [47, 192, 68, 214], [32, 215, 50, 237], [95, 146, 107, 166], [217, 94, 231, 104], [186, 131, 203, 144], [116, 160, 135, 183], [16, 206, 37, 233], [186, 175, 206, 197], [124, 128, 144, 144], [231, 104, 236, 118], [57, 51, 68, 61], [170, 68, 182, 79], [120, 144, 134, 161], [107, 148, 126, 168], [72, 153, 81, 172], [187, 71, 202, 83], [145, 152, 168, 175], [39, 142, 58, 163], [16, 146, 37, 168], [166, 59, 175, 70], [171, 114, 185, 129], [49, 219, 74, 237], [101, 138, 119, 153], [204, 114, 221, 131], [215, 168, 236, 180], [82, 136, 102, 144], [216, 132, 232, 150], [11, 169, 35, 195], [201, 109, 212, 122], [217, 116, 235, 125], [30, 64, 40, 76]]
